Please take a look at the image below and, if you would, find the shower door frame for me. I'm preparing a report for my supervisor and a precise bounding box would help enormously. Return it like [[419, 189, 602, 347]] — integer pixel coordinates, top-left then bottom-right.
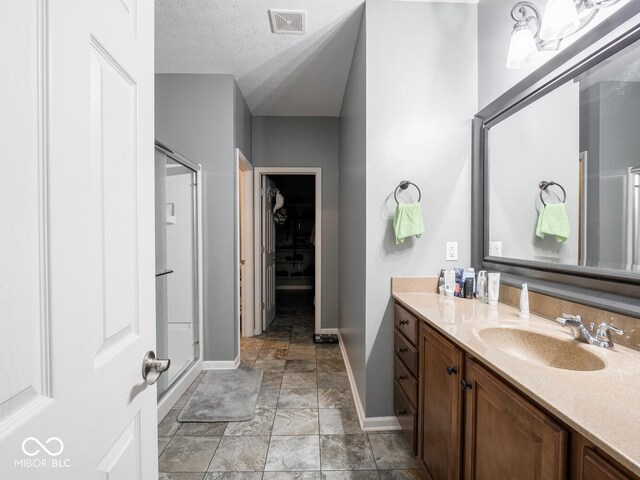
[[155, 142, 204, 421]]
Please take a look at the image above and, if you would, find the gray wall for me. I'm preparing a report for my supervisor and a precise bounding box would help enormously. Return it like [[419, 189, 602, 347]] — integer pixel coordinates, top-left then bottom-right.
[[338, 10, 367, 407], [252, 116, 340, 329], [156, 73, 252, 362], [234, 80, 253, 161], [363, 0, 478, 417]]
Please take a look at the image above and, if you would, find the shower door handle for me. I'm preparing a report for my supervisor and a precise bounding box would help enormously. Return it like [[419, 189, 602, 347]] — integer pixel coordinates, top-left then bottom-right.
[[142, 351, 170, 385]]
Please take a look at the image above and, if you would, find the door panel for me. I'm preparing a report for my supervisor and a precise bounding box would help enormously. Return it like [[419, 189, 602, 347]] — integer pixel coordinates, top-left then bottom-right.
[[262, 176, 277, 330], [464, 359, 567, 480], [420, 325, 464, 480], [0, 1, 156, 478]]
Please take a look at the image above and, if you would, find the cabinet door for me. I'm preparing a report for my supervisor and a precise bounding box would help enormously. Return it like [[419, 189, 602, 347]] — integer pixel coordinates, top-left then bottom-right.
[[582, 447, 632, 480], [420, 324, 464, 480], [464, 359, 567, 480]]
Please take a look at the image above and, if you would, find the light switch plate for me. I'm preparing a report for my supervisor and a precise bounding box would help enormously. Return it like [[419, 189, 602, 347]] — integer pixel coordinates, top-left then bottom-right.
[[489, 241, 503, 257], [446, 241, 458, 261]]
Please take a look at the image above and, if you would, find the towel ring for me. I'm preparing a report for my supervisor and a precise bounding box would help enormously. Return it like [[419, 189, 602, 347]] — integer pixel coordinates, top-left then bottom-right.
[[538, 181, 566, 206], [394, 181, 422, 204]]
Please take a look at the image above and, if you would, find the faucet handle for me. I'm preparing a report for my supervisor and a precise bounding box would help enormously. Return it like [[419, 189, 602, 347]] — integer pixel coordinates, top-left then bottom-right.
[[596, 322, 624, 338], [559, 313, 583, 325]]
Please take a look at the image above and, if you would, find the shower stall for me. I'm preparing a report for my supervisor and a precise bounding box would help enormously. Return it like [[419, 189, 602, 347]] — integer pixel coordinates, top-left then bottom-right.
[[155, 142, 202, 407]]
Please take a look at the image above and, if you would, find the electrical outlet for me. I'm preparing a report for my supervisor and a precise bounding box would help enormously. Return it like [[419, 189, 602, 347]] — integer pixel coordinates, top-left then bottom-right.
[[446, 241, 458, 261], [489, 241, 503, 257]]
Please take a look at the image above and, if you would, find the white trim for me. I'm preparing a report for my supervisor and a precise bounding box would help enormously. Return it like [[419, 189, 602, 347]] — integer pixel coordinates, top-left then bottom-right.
[[236, 148, 255, 341], [337, 331, 401, 432], [202, 355, 241, 370], [253, 167, 322, 334], [157, 359, 202, 422], [319, 328, 338, 335]]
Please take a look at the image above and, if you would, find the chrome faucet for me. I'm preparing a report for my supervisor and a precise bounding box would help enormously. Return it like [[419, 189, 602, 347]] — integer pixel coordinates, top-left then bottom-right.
[[556, 313, 624, 349]]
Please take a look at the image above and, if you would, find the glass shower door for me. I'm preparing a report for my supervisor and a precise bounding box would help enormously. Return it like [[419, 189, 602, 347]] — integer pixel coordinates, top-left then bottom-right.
[[155, 146, 199, 400]]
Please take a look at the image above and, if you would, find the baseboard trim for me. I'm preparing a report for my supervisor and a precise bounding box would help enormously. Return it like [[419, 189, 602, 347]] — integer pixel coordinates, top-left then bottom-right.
[[318, 328, 338, 334], [337, 331, 401, 432], [202, 355, 240, 370]]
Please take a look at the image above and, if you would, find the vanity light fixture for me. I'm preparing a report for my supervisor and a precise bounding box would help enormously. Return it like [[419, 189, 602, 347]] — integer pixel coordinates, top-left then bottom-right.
[[506, 0, 622, 70]]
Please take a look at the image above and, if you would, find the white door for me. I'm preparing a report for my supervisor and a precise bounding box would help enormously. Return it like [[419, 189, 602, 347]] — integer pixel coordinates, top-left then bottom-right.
[[0, 1, 157, 479], [262, 176, 277, 330]]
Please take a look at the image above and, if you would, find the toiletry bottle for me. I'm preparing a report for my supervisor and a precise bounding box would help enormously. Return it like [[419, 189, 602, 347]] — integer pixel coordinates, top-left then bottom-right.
[[465, 278, 474, 299], [476, 271, 488, 303], [454, 268, 464, 297], [519, 283, 530, 319], [463, 268, 476, 294], [438, 269, 446, 295], [444, 270, 455, 297], [487, 272, 500, 306]]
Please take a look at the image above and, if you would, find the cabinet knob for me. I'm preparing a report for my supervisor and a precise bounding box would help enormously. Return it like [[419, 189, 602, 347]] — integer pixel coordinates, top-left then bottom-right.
[[461, 380, 473, 390], [398, 347, 408, 354], [399, 319, 409, 325], [397, 409, 406, 415], [446, 365, 458, 376], [398, 374, 408, 380]]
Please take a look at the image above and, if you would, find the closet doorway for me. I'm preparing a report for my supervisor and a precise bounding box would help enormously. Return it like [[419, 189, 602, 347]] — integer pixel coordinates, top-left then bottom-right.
[[253, 168, 322, 334]]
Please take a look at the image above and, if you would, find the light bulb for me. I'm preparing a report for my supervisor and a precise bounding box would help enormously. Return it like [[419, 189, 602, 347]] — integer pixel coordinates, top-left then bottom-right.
[[506, 25, 538, 70], [540, 0, 579, 41]]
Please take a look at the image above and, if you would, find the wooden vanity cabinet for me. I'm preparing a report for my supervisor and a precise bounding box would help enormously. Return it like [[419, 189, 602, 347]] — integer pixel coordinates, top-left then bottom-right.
[[570, 435, 634, 480], [419, 324, 464, 480], [393, 304, 420, 453], [463, 358, 567, 480], [394, 301, 638, 480]]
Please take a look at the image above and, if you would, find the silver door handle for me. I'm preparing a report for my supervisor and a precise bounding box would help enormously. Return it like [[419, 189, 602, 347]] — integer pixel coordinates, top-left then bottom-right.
[[142, 351, 170, 385]]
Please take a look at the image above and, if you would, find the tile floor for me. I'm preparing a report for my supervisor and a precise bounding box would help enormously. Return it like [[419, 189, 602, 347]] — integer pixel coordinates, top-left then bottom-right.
[[158, 295, 425, 480]]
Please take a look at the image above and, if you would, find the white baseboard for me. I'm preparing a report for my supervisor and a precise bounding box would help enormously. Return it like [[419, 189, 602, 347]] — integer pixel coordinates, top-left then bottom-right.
[[202, 355, 240, 370], [157, 359, 202, 423], [318, 328, 338, 334], [337, 331, 401, 432]]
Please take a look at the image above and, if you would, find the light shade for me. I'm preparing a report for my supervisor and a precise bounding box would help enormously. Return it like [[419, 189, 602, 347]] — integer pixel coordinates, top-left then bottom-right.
[[540, 0, 579, 41], [506, 25, 538, 69]]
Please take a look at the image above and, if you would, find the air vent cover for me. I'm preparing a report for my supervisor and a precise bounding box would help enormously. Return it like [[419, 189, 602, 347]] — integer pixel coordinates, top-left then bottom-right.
[[269, 10, 306, 35]]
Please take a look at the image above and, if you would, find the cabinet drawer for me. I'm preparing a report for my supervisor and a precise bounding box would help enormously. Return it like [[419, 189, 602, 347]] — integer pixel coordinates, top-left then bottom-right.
[[395, 303, 418, 346], [394, 356, 418, 409], [394, 329, 418, 377], [394, 380, 417, 454]]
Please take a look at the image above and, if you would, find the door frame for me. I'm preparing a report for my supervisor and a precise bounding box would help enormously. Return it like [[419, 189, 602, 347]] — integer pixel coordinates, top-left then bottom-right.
[[236, 149, 257, 339], [156, 144, 204, 422], [253, 167, 323, 334]]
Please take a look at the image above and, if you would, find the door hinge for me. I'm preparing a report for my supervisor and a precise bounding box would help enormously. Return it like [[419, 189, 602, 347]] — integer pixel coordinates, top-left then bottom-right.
[[260, 188, 266, 196], [262, 302, 266, 309], [261, 245, 265, 253]]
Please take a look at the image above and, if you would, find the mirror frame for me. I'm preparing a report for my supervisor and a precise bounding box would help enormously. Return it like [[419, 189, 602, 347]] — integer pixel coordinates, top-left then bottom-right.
[[472, 2, 640, 316]]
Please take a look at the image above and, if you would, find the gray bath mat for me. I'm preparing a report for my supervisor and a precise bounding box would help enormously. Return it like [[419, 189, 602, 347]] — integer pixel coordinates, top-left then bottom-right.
[[178, 368, 263, 422]]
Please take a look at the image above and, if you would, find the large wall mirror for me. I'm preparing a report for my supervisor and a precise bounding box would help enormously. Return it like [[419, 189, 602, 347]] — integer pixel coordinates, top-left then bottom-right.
[[473, 2, 640, 313]]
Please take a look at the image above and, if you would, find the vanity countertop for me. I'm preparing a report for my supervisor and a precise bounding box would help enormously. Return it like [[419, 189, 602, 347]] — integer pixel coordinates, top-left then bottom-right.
[[392, 291, 640, 476]]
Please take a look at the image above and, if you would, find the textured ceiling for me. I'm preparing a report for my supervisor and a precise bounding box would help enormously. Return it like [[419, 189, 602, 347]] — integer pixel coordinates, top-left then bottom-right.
[[155, 0, 365, 116]]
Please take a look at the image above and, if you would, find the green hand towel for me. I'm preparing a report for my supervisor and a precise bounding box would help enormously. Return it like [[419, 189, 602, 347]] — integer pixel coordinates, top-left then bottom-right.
[[536, 203, 570, 243], [393, 202, 425, 245]]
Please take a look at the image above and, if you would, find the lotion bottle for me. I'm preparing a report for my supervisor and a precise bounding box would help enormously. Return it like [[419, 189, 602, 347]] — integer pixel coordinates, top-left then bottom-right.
[[487, 272, 500, 306], [519, 283, 530, 319]]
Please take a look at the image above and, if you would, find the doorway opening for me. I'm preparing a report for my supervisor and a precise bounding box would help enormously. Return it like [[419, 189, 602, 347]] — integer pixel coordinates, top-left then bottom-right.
[[254, 168, 322, 336]]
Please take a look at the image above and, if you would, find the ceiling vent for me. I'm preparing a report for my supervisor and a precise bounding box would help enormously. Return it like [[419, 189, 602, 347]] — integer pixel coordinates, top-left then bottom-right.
[[269, 10, 306, 35]]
